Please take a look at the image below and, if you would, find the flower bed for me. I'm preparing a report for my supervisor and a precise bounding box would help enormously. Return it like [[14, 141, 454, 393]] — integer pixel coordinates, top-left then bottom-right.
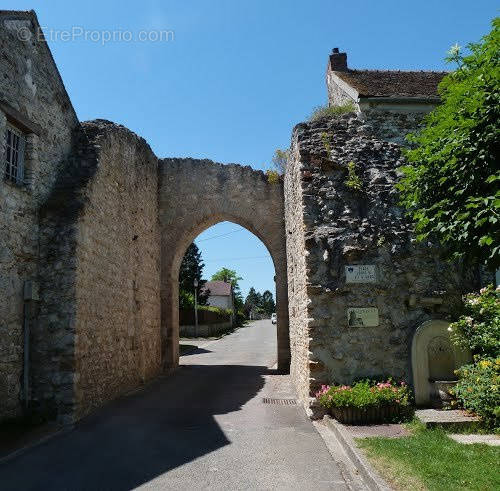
[[316, 379, 412, 425]]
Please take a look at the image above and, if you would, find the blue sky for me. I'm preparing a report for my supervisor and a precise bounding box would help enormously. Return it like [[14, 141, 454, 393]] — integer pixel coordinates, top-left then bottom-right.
[[9, 1, 497, 298]]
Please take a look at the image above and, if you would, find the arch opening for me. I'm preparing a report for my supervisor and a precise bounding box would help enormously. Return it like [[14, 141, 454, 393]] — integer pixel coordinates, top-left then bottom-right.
[[161, 218, 290, 373], [158, 158, 290, 375], [176, 221, 279, 365]]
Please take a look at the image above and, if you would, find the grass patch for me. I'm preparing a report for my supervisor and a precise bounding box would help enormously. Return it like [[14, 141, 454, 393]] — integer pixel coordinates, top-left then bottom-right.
[[308, 102, 356, 121], [357, 422, 500, 491]]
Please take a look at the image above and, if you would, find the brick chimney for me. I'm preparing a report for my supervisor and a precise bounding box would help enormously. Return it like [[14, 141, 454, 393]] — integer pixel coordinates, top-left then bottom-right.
[[329, 48, 347, 71]]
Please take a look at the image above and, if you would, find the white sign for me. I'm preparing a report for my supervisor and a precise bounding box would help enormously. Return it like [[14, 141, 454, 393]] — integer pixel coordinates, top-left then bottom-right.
[[345, 265, 376, 283], [347, 308, 379, 327]]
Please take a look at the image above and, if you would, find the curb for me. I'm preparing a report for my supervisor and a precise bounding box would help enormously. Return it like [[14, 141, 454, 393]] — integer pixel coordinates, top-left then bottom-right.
[[323, 415, 391, 491], [0, 424, 73, 466]]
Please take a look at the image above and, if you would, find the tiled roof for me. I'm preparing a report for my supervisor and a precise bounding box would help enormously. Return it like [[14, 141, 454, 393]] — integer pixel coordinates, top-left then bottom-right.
[[334, 69, 447, 99], [202, 281, 232, 296]]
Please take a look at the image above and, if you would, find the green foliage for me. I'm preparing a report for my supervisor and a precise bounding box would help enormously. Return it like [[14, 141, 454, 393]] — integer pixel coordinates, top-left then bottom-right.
[[316, 379, 411, 410], [452, 358, 500, 429], [321, 132, 331, 154], [197, 304, 233, 316], [397, 19, 500, 269], [178, 242, 207, 309], [179, 289, 195, 309], [308, 101, 356, 122], [358, 425, 500, 491], [345, 161, 363, 191], [244, 287, 275, 316], [449, 285, 500, 358], [266, 169, 280, 184], [261, 290, 276, 315], [448, 285, 500, 428], [271, 149, 289, 175]]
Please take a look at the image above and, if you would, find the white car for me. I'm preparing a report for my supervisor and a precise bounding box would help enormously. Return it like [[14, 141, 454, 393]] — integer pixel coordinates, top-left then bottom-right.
[[271, 313, 277, 324]]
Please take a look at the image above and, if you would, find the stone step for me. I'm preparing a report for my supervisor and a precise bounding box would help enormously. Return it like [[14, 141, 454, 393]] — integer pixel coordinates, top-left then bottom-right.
[[415, 409, 481, 430]]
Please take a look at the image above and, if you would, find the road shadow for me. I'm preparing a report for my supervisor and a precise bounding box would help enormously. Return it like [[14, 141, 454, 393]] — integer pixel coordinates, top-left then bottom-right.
[[0, 365, 270, 491], [179, 344, 212, 356]]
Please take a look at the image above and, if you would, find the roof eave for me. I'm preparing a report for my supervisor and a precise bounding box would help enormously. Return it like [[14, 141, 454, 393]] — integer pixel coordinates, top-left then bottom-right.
[[359, 96, 441, 104]]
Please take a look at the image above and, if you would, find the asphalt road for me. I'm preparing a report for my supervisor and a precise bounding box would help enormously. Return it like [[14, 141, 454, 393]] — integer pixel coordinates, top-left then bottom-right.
[[0, 320, 348, 490]]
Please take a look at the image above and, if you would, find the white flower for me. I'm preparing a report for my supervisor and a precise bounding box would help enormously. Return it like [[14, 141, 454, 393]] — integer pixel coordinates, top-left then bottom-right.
[[447, 326, 453, 332], [448, 43, 461, 58]]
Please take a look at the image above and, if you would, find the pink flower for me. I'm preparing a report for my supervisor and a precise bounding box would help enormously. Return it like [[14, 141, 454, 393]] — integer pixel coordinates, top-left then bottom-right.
[[315, 384, 331, 398]]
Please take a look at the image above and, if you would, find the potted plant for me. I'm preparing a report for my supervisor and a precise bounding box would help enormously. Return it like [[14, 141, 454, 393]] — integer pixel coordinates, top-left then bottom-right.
[[316, 379, 412, 425]]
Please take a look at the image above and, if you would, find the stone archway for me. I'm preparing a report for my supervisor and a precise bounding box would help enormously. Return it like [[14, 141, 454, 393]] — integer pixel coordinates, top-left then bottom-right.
[[159, 158, 290, 372]]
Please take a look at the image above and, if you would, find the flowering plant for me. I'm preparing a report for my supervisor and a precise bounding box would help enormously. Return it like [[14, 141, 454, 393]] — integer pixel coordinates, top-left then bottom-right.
[[452, 357, 499, 429], [448, 285, 500, 359], [316, 379, 411, 410]]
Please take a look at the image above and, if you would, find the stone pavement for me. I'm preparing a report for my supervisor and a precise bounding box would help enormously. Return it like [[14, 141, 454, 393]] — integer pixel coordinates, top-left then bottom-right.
[[0, 320, 350, 490], [449, 434, 500, 446]]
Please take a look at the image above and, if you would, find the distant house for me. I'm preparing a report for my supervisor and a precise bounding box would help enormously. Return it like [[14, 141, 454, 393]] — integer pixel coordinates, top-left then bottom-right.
[[202, 281, 234, 310]]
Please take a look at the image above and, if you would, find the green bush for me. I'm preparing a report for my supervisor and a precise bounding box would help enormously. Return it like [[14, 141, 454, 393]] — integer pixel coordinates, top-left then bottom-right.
[[452, 358, 500, 429], [449, 285, 500, 359], [397, 19, 500, 269], [266, 169, 280, 184], [345, 161, 363, 191], [316, 379, 411, 410], [448, 285, 500, 429], [235, 310, 247, 327], [308, 102, 356, 122], [197, 304, 233, 316]]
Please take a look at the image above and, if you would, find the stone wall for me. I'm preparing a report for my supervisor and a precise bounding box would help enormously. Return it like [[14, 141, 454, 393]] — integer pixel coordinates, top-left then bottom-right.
[[326, 70, 357, 108], [37, 121, 161, 422], [284, 138, 312, 403], [284, 113, 477, 408], [359, 107, 434, 146], [0, 11, 78, 421], [159, 158, 290, 373]]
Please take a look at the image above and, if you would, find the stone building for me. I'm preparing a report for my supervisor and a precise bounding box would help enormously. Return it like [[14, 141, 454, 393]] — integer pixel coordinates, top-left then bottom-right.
[[285, 49, 475, 410], [0, 11, 477, 424], [202, 281, 234, 310], [326, 48, 447, 144]]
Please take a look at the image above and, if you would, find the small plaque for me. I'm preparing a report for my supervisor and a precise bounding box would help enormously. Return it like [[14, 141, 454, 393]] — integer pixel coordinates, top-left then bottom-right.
[[347, 308, 379, 327], [345, 265, 376, 283]]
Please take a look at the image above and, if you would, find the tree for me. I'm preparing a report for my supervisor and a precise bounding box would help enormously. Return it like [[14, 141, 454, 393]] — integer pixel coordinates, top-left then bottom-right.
[[272, 149, 289, 175], [244, 287, 261, 314], [397, 18, 500, 270], [178, 243, 207, 308], [261, 290, 276, 315], [211, 268, 244, 310]]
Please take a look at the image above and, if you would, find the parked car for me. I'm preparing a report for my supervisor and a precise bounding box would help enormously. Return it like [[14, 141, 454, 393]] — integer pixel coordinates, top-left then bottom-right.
[[271, 313, 277, 324]]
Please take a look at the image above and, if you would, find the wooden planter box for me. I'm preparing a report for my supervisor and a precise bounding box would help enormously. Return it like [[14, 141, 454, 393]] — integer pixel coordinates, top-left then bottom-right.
[[330, 404, 407, 425]]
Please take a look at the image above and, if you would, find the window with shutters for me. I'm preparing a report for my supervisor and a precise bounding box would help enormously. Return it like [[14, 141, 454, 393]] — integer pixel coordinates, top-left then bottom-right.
[[4, 123, 26, 185]]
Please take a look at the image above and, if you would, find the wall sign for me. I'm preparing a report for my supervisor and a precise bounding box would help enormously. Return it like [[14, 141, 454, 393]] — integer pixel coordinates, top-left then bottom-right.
[[345, 265, 376, 283], [347, 307, 379, 327]]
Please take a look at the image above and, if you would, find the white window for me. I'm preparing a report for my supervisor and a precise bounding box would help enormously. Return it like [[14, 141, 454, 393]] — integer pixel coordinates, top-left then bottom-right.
[[4, 123, 25, 185]]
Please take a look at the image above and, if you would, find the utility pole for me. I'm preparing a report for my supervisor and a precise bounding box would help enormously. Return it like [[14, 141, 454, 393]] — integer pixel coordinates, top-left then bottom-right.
[[193, 278, 199, 337]]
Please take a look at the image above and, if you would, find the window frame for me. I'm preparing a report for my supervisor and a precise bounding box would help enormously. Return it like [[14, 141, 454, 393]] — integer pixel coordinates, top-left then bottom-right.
[[4, 122, 26, 186]]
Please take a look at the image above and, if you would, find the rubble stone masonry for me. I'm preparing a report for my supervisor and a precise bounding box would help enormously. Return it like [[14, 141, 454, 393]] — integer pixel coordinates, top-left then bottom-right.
[[0, 11, 78, 421], [37, 121, 162, 421], [284, 113, 477, 409]]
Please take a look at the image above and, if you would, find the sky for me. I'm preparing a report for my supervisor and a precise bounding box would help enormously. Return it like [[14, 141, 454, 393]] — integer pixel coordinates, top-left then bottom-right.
[[8, 0, 497, 298]]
